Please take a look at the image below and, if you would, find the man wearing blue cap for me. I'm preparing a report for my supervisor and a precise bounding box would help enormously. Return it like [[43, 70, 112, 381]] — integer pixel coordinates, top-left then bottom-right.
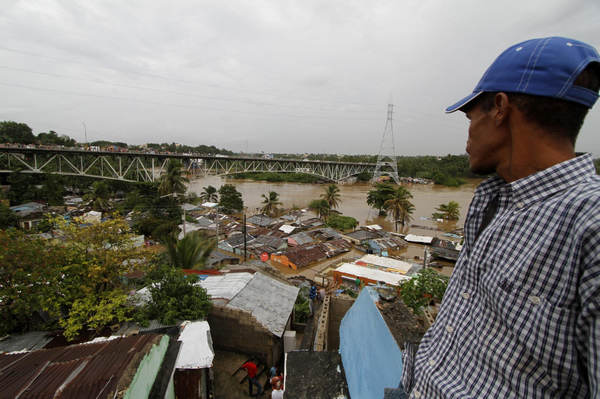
[[402, 37, 600, 398]]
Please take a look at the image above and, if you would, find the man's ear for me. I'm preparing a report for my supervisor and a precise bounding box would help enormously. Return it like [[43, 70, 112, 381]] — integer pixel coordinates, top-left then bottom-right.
[[493, 92, 510, 126]]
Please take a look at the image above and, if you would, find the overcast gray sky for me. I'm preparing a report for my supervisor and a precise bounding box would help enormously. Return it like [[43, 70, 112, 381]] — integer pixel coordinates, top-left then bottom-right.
[[1, 0, 599, 155]]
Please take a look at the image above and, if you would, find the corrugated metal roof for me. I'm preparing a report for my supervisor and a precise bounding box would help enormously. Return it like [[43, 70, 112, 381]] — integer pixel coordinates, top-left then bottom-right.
[[335, 263, 410, 286], [358, 255, 413, 274], [0, 334, 161, 399], [175, 321, 214, 369], [404, 234, 434, 244], [197, 272, 253, 300], [0, 331, 53, 353], [227, 272, 299, 338]]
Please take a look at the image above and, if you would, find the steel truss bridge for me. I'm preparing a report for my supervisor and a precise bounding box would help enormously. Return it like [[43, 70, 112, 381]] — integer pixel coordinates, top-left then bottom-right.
[[0, 146, 376, 183]]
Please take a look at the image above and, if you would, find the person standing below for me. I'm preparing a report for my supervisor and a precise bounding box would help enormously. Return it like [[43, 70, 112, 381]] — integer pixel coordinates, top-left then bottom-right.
[[241, 360, 263, 397], [403, 37, 600, 398]]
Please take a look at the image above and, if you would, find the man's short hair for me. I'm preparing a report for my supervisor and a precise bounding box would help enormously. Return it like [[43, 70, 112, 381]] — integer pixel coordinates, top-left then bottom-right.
[[475, 62, 600, 144]]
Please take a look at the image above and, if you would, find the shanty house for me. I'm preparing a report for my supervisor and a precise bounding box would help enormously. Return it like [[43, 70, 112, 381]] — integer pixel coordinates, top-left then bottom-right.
[[271, 244, 328, 270], [342, 229, 382, 245], [287, 231, 314, 246], [247, 214, 276, 227], [0, 334, 169, 398], [200, 271, 299, 365], [173, 321, 215, 399]]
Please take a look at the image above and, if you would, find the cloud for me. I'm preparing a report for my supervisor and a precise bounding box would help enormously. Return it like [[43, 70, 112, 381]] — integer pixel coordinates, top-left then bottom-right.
[[0, 0, 598, 155]]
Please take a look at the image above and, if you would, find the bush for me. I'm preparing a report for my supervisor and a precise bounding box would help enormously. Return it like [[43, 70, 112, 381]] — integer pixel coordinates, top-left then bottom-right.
[[399, 268, 449, 314], [138, 265, 211, 325], [326, 214, 358, 231]]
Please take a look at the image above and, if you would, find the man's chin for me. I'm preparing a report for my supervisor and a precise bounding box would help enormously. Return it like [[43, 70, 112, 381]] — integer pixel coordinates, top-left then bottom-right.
[[469, 162, 495, 176]]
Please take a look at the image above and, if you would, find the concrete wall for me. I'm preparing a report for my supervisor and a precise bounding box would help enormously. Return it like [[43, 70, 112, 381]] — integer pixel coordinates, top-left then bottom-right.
[[124, 335, 170, 399], [208, 305, 282, 365], [327, 296, 354, 350]]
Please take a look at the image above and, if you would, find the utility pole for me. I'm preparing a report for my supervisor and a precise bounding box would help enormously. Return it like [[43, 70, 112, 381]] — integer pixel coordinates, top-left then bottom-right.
[[214, 206, 219, 245], [242, 212, 247, 262], [372, 104, 400, 184]]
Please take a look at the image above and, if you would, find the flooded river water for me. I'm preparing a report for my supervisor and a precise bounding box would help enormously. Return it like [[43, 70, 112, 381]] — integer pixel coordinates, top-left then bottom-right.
[[188, 176, 483, 277], [188, 175, 480, 234]]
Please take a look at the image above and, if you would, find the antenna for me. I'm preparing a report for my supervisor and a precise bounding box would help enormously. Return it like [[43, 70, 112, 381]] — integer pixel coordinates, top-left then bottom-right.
[[82, 122, 88, 147], [372, 104, 400, 184]]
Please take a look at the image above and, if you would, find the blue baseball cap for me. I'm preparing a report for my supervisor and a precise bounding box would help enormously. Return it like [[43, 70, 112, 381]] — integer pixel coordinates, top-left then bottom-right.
[[446, 36, 600, 113]]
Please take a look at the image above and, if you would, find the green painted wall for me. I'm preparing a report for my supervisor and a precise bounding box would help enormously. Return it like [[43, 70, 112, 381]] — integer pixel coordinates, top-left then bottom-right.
[[124, 335, 170, 399]]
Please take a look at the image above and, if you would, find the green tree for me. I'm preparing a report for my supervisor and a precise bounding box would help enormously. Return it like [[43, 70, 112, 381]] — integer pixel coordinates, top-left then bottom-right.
[[37, 130, 76, 147], [38, 174, 65, 205], [366, 182, 396, 216], [260, 191, 282, 216], [159, 159, 189, 197], [6, 171, 37, 204], [166, 231, 216, 269], [48, 217, 152, 340], [84, 180, 112, 212], [218, 184, 243, 214], [321, 184, 341, 209], [200, 185, 218, 203], [0, 229, 58, 334], [139, 265, 212, 325], [399, 268, 449, 315], [0, 121, 36, 144], [0, 217, 152, 339], [326, 214, 358, 231], [384, 186, 415, 232], [432, 201, 460, 221], [0, 203, 18, 229], [308, 198, 330, 219]]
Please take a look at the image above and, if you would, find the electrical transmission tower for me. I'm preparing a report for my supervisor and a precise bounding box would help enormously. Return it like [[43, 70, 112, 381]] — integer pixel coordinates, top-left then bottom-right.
[[372, 104, 400, 185]]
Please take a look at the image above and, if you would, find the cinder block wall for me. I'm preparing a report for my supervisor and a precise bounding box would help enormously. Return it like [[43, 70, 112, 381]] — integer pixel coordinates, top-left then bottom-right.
[[208, 305, 282, 365], [328, 297, 355, 350]]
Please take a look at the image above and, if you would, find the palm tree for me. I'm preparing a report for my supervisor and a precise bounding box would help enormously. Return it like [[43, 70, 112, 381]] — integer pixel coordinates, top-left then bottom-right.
[[321, 184, 341, 209], [366, 183, 396, 216], [166, 231, 216, 269], [200, 185, 218, 203], [159, 159, 189, 197], [433, 201, 460, 221], [261, 191, 282, 216], [308, 199, 330, 220], [384, 186, 415, 232]]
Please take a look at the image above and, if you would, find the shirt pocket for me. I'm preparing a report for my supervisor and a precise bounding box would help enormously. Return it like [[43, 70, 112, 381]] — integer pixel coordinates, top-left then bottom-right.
[[477, 285, 577, 394]]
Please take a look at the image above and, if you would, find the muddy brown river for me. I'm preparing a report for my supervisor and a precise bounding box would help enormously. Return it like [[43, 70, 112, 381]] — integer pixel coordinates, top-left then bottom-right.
[[188, 176, 483, 274], [188, 176, 481, 233]]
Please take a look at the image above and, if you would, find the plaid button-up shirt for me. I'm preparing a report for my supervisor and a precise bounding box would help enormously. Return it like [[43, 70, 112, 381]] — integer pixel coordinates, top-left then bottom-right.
[[404, 154, 600, 398]]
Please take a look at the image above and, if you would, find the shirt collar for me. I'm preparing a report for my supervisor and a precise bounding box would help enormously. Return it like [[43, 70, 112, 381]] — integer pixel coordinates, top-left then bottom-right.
[[473, 154, 596, 206], [510, 153, 596, 206]]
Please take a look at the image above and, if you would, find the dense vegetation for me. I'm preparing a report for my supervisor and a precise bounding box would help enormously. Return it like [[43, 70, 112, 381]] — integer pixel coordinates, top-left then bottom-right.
[[136, 265, 212, 326], [0, 217, 213, 339], [0, 120, 232, 155], [399, 268, 449, 314], [326, 214, 358, 230], [218, 184, 244, 214], [432, 201, 461, 221], [230, 171, 322, 183]]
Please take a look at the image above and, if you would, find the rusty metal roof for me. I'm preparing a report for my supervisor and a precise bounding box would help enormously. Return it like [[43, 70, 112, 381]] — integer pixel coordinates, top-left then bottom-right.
[[0, 334, 161, 399]]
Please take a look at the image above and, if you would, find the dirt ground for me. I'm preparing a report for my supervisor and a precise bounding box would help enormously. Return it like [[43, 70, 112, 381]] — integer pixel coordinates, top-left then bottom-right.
[[212, 350, 274, 399], [378, 299, 428, 347]]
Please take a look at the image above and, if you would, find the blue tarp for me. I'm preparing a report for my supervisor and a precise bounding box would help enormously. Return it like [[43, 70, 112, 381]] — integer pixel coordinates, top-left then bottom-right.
[[340, 288, 403, 399]]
